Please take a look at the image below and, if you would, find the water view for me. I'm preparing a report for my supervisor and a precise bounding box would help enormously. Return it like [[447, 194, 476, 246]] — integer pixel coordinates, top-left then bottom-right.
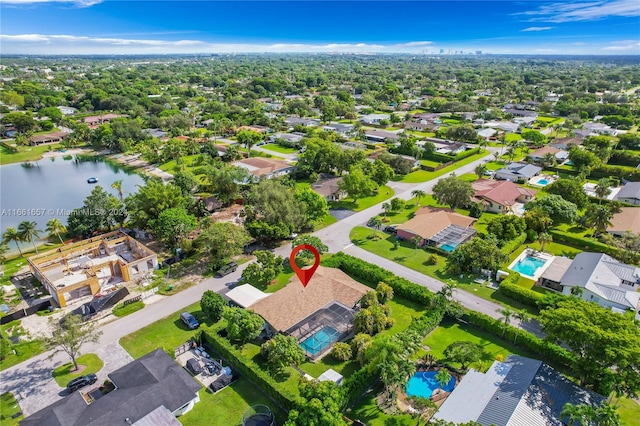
[[1, 156, 146, 245]]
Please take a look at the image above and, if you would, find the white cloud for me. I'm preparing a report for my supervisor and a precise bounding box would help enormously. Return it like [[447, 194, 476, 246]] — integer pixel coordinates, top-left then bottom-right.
[[2, 0, 103, 6], [602, 40, 640, 50], [519, 0, 640, 23], [0, 34, 427, 54], [521, 27, 553, 32]]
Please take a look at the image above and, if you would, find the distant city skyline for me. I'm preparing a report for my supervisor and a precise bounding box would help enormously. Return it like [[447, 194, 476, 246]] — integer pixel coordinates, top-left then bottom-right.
[[1, 0, 639, 55]]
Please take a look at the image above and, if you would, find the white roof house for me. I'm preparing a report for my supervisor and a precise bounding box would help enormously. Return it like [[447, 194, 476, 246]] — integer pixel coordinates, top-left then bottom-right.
[[225, 284, 269, 308]]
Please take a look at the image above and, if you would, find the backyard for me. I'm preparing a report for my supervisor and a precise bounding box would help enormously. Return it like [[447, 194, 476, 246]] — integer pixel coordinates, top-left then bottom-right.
[[0, 392, 23, 426], [329, 185, 394, 212], [260, 143, 298, 154], [398, 150, 490, 183], [0, 143, 63, 165]]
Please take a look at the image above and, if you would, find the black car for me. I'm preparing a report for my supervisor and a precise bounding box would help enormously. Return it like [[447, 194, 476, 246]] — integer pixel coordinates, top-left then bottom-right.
[[66, 374, 98, 393], [384, 225, 397, 234], [216, 261, 237, 277], [180, 312, 200, 330]]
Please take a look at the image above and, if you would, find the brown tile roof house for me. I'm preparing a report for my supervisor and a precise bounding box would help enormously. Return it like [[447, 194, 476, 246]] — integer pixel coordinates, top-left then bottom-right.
[[396, 206, 477, 248], [311, 176, 345, 201], [607, 207, 640, 236], [29, 131, 69, 146], [472, 179, 537, 213], [83, 113, 123, 126], [234, 157, 294, 179], [527, 145, 568, 162], [250, 266, 371, 333]]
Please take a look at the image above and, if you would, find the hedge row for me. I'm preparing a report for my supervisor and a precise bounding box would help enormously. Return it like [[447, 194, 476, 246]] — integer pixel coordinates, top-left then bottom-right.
[[500, 232, 527, 256], [463, 310, 575, 370], [609, 150, 640, 168], [591, 164, 640, 182], [323, 252, 433, 305], [549, 230, 640, 264], [496, 275, 544, 308], [423, 147, 480, 163], [201, 330, 303, 410]]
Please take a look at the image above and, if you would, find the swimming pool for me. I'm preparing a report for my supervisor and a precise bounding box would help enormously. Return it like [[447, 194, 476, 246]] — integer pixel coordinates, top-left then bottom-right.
[[537, 178, 549, 186], [511, 256, 546, 277], [300, 326, 340, 356], [440, 243, 458, 252], [406, 371, 456, 399]]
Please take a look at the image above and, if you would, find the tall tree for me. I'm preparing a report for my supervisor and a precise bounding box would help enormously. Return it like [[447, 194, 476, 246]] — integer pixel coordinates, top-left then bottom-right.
[[125, 180, 186, 229], [435, 369, 453, 392], [546, 178, 589, 209], [474, 164, 487, 179], [539, 298, 640, 395], [111, 180, 123, 201], [236, 129, 263, 157], [595, 178, 612, 203], [432, 174, 474, 209], [497, 307, 514, 337], [514, 310, 531, 344], [443, 341, 482, 371], [46, 218, 67, 244], [339, 165, 378, 202], [150, 207, 197, 247], [411, 189, 426, 205], [223, 307, 264, 343], [45, 314, 103, 371], [200, 290, 226, 322], [260, 334, 306, 372], [17, 221, 42, 254], [537, 231, 553, 252], [583, 204, 614, 237], [2, 227, 23, 257], [197, 222, 251, 270]]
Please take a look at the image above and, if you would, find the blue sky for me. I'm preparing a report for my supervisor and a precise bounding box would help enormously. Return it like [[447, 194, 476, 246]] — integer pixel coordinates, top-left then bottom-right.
[[1, 1, 639, 55]]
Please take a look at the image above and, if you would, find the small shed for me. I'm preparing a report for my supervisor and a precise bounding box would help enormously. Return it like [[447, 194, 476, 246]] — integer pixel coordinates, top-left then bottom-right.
[[318, 368, 343, 386], [226, 284, 269, 308]]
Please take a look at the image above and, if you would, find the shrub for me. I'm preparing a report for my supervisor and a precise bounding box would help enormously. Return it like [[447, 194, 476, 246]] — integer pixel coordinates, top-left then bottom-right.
[[426, 254, 439, 265], [260, 334, 305, 371], [200, 290, 226, 322], [497, 275, 544, 308], [549, 230, 640, 264], [331, 342, 353, 361]]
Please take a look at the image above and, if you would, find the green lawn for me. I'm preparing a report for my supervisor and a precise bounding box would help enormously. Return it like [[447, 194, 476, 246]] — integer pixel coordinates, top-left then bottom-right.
[[315, 214, 338, 230], [0, 392, 23, 426], [261, 143, 298, 154], [0, 143, 63, 165], [348, 387, 414, 426], [420, 319, 538, 372], [0, 338, 46, 371], [612, 395, 640, 426], [504, 133, 523, 142], [329, 185, 394, 211], [241, 341, 301, 396], [398, 151, 490, 183], [119, 302, 210, 358], [349, 226, 540, 314], [112, 300, 145, 317], [179, 377, 288, 426], [52, 353, 104, 387]]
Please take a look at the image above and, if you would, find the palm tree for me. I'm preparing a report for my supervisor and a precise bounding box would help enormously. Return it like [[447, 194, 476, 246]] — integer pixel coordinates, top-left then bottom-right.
[[46, 218, 67, 244], [541, 152, 557, 169], [410, 235, 422, 251], [438, 282, 457, 302], [111, 180, 124, 201], [381, 202, 392, 218], [411, 189, 426, 206], [537, 232, 553, 252], [370, 216, 382, 238], [474, 164, 487, 179], [595, 178, 612, 203], [561, 402, 582, 426], [585, 205, 614, 237], [421, 353, 436, 370], [18, 221, 42, 254], [513, 310, 531, 344], [0, 243, 9, 264], [478, 139, 487, 152], [497, 307, 514, 337], [435, 369, 452, 393], [2, 227, 24, 257], [595, 403, 621, 426], [570, 286, 584, 298]]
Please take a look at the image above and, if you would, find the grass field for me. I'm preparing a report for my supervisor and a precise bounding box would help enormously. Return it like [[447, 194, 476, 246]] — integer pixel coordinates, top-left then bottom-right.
[[179, 377, 288, 426], [0, 392, 23, 426], [349, 387, 414, 426], [52, 353, 104, 387], [0, 143, 63, 165], [112, 300, 145, 317], [398, 151, 489, 183], [261, 143, 298, 154], [329, 185, 394, 211], [612, 395, 640, 426]]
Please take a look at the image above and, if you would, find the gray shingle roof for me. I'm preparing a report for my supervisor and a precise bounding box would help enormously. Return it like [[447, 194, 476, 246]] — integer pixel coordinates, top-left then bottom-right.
[[21, 349, 201, 426], [558, 252, 604, 286], [615, 182, 640, 201]]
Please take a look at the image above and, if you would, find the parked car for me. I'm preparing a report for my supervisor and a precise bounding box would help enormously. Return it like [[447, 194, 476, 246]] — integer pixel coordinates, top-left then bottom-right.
[[384, 225, 397, 234], [66, 374, 98, 393], [180, 312, 200, 330], [216, 261, 237, 277]]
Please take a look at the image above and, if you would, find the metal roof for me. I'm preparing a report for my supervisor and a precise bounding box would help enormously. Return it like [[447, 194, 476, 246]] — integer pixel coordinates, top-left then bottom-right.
[[615, 182, 640, 200]]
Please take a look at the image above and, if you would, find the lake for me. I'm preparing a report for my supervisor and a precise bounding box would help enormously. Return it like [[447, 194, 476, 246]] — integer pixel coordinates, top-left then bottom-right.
[[0, 156, 146, 246]]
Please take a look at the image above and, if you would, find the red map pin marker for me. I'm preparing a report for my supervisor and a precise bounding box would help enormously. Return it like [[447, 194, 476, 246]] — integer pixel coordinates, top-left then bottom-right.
[[289, 244, 320, 288]]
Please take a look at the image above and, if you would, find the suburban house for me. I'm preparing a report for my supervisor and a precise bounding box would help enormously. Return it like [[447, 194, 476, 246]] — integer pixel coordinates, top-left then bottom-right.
[[582, 122, 618, 136], [284, 117, 320, 128], [403, 121, 438, 132], [83, 113, 123, 127], [238, 125, 269, 134], [433, 355, 605, 426], [250, 266, 371, 359], [364, 129, 399, 143], [21, 348, 202, 426], [359, 113, 390, 125], [310, 176, 346, 201], [538, 252, 640, 315], [485, 121, 520, 133], [29, 131, 69, 146], [234, 157, 295, 180], [614, 182, 640, 205], [423, 138, 467, 155], [322, 122, 354, 137], [550, 137, 582, 150], [607, 207, 640, 236], [504, 108, 538, 119], [396, 206, 477, 251], [268, 132, 304, 145], [412, 112, 440, 123], [527, 146, 569, 164], [477, 128, 497, 140], [494, 162, 542, 183], [28, 231, 158, 308], [143, 128, 169, 139], [56, 106, 77, 115], [472, 179, 537, 214]]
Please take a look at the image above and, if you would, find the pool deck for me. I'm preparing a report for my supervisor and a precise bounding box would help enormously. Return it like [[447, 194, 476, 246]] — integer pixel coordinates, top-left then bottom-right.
[[528, 174, 557, 188], [507, 249, 555, 281]]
